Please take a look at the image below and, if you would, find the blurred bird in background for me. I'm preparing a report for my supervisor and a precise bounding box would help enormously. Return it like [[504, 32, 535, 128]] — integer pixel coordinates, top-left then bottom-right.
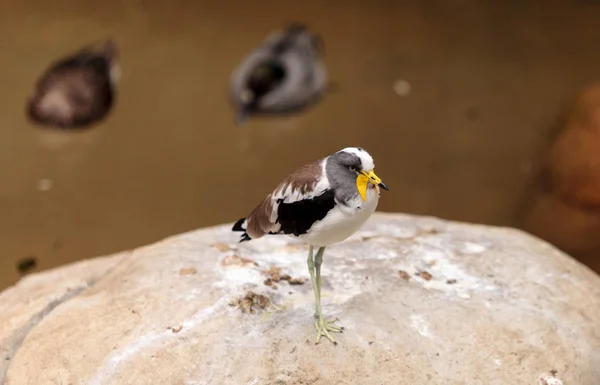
[[26, 39, 120, 130], [229, 24, 328, 126]]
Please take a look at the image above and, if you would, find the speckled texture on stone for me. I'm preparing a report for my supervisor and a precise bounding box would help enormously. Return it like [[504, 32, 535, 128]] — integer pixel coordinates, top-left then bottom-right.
[[1, 213, 599, 385], [0, 252, 127, 382]]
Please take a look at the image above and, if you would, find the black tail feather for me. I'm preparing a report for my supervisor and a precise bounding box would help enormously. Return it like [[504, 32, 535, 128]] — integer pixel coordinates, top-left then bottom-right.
[[232, 218, 251, 243], [239, 234, 251, 242], [232, 218, 246, 231]]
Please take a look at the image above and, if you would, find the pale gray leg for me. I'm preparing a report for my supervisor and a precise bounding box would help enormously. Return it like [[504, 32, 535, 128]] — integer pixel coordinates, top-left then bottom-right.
[[306, 246, 319, 318], [310, 246, 343, 344]]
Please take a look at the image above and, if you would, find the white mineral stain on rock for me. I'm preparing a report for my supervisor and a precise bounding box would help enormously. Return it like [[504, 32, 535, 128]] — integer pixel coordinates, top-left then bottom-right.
[[410, 314, 434, 338], [393, 226, 420, 238], [214, 262, 263, 289], [405, 241, 500, 298], [459, 241, 488, 254], [367, 248, 399, 261], [538, 373, 564, 385], [353, 225, 419, 240]]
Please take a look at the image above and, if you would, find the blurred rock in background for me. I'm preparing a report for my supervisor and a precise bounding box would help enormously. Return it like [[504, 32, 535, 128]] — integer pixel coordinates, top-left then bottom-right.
[[519, 83, 600, 273]]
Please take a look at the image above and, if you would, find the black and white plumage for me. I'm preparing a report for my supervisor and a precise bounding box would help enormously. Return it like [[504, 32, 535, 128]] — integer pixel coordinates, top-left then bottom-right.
[[26, 39, 119, 130], [232, 147, 388, 344], [228, 24, 328, 126], [233, 147, 388, 246]]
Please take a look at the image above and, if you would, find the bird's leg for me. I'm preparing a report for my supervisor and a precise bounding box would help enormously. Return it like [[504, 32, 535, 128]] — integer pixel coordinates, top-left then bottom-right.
[[312, 246, 343, 344], [306, 246, 321, 320], [307, 245, 319, 317], [314, 246, 323, 317]]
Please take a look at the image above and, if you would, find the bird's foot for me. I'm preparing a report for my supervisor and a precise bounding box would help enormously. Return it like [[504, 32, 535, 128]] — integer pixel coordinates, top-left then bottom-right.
[[315, 317, 344, 345]]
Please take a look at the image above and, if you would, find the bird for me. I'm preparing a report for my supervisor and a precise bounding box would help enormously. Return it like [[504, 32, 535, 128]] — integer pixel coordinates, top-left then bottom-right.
[[26, 38, 119, 130], [232, 147, 389, 344], [228, 23, 328, 126]]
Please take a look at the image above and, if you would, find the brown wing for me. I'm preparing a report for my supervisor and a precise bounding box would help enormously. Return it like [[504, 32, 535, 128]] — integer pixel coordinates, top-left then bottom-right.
[[232, 158, 326, 241]]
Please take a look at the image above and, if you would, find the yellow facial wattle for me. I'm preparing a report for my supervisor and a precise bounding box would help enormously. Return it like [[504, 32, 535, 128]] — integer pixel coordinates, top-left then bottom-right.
[[356, 173, 369, 201], [356, 170, 385, 201]]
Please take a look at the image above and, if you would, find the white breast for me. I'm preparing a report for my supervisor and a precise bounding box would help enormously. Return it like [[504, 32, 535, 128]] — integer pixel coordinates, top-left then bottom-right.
[[297, 185, 380, 247]]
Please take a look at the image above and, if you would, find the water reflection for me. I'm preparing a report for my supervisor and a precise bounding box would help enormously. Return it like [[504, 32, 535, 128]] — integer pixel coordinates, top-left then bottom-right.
[[2, 1, 600, 287]]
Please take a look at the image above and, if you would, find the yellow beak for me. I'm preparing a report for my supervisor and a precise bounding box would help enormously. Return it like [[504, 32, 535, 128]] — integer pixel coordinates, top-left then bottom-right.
[[356, 170, 388, 201]]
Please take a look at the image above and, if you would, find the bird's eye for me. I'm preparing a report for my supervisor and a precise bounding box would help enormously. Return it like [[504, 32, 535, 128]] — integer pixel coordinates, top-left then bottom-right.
[[349, 166, 357, 172]]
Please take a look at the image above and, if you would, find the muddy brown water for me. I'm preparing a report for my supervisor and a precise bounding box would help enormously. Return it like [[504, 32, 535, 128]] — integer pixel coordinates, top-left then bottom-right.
[[2, 0, 600, 289]]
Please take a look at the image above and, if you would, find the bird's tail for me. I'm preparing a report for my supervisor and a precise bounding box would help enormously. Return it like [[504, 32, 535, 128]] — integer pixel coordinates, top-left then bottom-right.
[[232, 218, 252, 242]]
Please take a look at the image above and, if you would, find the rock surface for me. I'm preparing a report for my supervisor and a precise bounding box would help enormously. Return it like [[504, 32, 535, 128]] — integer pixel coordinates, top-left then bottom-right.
[[1, 213, 599, 385]]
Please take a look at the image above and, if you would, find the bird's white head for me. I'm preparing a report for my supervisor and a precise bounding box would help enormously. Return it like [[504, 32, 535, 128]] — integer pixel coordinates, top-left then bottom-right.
[[338, 147, 375, 171], [332, 147, 388, 202]]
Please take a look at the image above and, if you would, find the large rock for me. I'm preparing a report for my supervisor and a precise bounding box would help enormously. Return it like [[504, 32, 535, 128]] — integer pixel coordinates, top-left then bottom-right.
[[1, 213, 599, 385]]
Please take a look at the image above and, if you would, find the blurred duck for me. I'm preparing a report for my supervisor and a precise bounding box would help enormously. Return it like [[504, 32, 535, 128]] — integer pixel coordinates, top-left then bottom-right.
[[26, 39, 119, 130], [229, 24, 328, 126]]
